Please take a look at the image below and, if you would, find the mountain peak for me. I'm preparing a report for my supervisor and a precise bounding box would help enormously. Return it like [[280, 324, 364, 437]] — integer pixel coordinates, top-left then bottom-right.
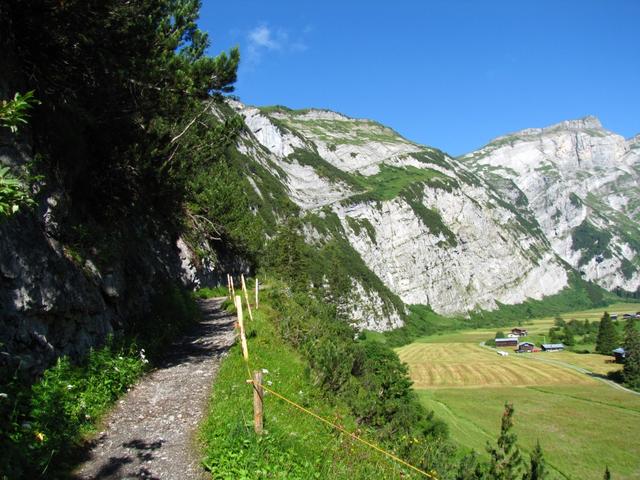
[[484, 115, 607, 148], [519, 115, 604, 136], [557, 115, 602, 130]]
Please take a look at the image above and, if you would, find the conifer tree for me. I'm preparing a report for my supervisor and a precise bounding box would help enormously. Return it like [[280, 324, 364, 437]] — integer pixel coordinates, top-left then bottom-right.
[[523, 441, 548, 480], [487, 403, 523, 480], [623, 318, 640, 389], [596, 312, 618, 354], [603, 465, 611, 480], [455, 452, 485, 480]]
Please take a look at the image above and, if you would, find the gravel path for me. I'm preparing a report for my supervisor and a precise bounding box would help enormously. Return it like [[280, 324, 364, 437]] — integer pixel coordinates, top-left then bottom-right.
[[73, 298, 236, 480]]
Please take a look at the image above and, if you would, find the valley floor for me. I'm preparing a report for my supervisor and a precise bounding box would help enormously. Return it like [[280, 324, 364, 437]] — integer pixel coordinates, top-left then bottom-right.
[[397, 303, 640, 480]]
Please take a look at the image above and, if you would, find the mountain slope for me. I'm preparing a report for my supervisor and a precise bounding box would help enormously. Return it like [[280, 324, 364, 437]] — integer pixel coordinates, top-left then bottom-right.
[[233, 103, 571, 328], [460, 116, 640, 294]]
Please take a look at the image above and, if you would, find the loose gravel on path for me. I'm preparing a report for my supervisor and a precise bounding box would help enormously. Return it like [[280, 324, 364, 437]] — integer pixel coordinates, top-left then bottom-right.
[[73, 298, 235, 480]]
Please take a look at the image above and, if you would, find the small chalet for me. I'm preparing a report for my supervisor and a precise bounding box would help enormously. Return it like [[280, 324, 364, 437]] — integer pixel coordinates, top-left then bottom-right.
[[495, 338, 518, 348], [511, 328, 528, 337], [517, 342, 535, 353], [612, 347, 626, 364], [541, 343, 564, 352]]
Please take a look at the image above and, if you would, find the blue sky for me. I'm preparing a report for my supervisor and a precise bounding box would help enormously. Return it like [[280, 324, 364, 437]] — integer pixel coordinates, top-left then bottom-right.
[[199, 0, 639, 156]]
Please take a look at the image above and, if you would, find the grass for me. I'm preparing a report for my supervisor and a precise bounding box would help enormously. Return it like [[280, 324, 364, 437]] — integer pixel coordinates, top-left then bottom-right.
[[397, 303, 640, 480], [271, 114, 407, 146], [194, 285, 229, 299], [397, 343, 592, 389], [417, 386, 640, 480], [199, 302, 422, 479], [341, 165, 450, 205]]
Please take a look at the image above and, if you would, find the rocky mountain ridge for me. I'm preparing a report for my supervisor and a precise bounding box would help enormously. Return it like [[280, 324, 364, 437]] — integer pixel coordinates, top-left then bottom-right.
[[233, 103, 604, 328], [461, 115, 640, 294]]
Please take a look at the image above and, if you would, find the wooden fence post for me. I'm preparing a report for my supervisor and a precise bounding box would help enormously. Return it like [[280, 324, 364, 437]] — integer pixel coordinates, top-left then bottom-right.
[[235, 295, 249, 361], [255, 278, 259, 310], [241, 274, 254, 322], [227, 274, 232, 300], [252, 370, 264, 435], [230, 275, 236, 299]]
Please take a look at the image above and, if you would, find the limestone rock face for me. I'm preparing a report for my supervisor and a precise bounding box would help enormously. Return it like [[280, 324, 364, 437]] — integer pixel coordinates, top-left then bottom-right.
[[461, 116, 640, 293], [234, 103, 577, 328]]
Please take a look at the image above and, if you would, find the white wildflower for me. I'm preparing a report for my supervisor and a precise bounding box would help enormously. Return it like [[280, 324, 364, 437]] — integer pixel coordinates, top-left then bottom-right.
[[67, 384, 74, 390], [267, 380, 273, 386], [261, 368, 269, 374], [139, 350, 148, 364], [0, 392, 8, 399]]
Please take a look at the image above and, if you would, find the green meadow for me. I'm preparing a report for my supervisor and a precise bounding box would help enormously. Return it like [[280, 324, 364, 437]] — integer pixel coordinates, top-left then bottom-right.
[[397, 303, 640, 480]]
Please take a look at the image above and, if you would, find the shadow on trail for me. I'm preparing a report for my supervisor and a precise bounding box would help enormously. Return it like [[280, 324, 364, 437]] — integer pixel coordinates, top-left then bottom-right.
[[156, 299, 235, 369], [70, 297, 236, 479], [84, 438, 164, 479]]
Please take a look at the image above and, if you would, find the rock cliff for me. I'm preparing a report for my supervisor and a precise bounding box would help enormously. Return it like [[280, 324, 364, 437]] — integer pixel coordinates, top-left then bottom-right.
[[460, 116, 640, 293]]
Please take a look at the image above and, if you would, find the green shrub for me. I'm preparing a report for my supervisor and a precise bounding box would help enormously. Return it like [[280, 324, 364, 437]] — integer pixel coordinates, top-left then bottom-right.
[[263, 283, 454, 474], [0, 340, 146, 478]]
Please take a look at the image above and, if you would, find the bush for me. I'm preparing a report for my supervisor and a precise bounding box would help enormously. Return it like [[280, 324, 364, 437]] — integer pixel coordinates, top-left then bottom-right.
[[0, 340, 146, 478], [263, 282, 454, 474]]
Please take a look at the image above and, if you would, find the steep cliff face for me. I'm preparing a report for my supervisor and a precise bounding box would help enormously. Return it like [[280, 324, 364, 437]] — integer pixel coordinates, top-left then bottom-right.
[[461, 116, 640, 293], [233, 104, 570, 324]]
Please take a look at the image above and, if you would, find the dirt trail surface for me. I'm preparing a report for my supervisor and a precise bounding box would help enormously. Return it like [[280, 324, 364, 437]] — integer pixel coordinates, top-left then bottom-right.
[[73, 298, 235, 480]]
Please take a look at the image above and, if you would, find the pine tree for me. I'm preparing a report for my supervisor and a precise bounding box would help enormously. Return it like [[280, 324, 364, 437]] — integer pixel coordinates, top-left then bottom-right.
[[603, 465, 611, 480], [487, 403, 523, 480], [456, 451, 485, 480], [596, 312, 619, 354], [623, 318, 640, 389], [523, 441, 548, 480]]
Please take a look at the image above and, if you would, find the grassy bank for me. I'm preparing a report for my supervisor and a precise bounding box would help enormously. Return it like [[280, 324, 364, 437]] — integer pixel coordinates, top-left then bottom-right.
[[199, 279, 462, 479], [199, 299, 422, 479]]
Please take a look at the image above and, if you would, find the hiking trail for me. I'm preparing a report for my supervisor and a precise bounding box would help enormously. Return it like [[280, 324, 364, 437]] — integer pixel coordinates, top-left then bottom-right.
[[73, 298, 235, 480]]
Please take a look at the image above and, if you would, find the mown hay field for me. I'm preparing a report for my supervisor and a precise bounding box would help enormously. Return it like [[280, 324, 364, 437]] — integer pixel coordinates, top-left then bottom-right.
[[397, 343, 594, 389]]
